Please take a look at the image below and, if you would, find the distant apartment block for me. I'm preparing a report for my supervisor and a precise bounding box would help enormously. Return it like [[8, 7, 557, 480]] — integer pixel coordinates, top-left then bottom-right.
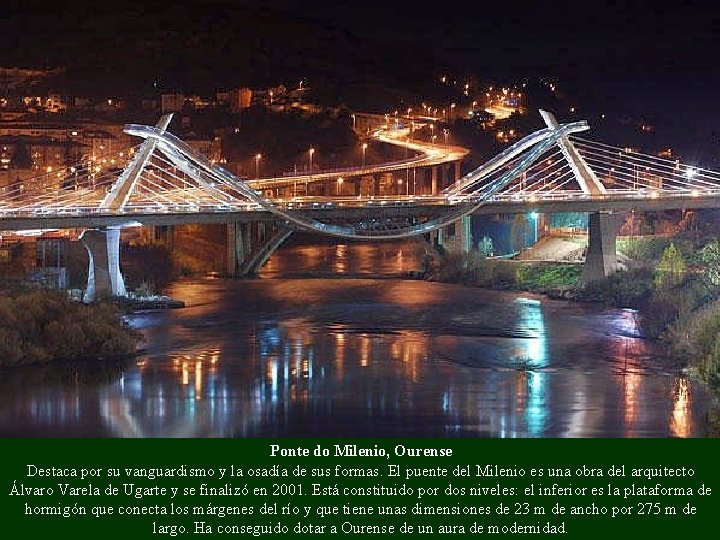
[[229, 87, 252, 113]]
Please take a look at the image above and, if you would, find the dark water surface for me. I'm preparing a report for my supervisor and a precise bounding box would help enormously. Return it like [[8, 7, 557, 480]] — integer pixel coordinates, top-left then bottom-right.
[[0, 241, 715, 437]]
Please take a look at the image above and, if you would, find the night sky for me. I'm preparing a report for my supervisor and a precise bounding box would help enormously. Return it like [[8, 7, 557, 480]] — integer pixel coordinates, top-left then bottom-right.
[[2, 0, 720, 161], [3, 1, 718, 82]]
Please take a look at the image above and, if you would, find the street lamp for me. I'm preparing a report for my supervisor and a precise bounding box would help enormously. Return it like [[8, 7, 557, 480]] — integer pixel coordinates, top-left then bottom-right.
[[443, 128, 449, 145], [352, 114, 356, 130], [336, 176, 343, 195], [255, 153, 262, 178], [361, 142, 368, 167], [308, 147, 315, 173], [450, 102, 456, 121]]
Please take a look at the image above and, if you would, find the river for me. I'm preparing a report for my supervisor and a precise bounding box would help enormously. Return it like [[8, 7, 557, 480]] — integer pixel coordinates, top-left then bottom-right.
[[0, 240, 715, 437]]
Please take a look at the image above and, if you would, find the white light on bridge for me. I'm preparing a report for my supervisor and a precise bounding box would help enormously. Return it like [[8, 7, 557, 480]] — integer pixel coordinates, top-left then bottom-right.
[[16, 229, 58, 236]]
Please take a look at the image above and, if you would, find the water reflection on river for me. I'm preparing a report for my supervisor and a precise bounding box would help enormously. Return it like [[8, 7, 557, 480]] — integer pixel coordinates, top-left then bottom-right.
[[0, 241, 715, 437], [260, 237, 424, 277]]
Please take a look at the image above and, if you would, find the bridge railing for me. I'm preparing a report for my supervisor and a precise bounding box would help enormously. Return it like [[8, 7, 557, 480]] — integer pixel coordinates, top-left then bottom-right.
[[482, 187, 720, 203], [3, 185, 720, 220]]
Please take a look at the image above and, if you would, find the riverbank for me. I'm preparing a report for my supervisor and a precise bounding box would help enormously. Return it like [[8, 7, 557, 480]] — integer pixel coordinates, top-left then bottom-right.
[[0, 289, 141, 367]]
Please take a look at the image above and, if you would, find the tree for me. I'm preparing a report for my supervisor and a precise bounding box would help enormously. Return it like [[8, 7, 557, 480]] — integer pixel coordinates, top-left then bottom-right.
[[654, 242, 686, 289], [698, 240, 720, 286]]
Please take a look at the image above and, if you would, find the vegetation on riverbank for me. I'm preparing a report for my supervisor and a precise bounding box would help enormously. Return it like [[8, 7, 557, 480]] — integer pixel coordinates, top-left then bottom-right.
[[0, 289, 141, 367], [430, 251, 582, 295], [429, 234, 720, 395]]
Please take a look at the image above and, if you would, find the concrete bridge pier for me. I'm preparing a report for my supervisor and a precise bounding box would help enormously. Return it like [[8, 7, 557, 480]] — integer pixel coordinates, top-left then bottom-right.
[[431, 166, 438, 195], [581, 211, 622, 283], [457, 216, 472, 253], [226, 221, 293, 277], [80, 227, 127, 303], [226, 222, 245, 276], [435, 217, 473, 255]]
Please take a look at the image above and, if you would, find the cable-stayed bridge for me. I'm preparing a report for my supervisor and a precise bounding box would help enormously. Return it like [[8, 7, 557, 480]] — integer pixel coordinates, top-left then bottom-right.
[[2, 110, 719, 299]]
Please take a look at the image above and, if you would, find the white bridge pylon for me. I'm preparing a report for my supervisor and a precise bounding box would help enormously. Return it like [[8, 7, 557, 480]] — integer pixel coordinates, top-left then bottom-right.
[[111, 112, 592, 239], [100, 113, 174, 211], [539, 109, 606, 196]]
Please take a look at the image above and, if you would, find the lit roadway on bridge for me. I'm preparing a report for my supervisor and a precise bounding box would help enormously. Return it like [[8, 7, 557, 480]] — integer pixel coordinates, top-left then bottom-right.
[[2, 111, 720, 236], [2, 189, 720, 232], [245, 117, 468, 191]]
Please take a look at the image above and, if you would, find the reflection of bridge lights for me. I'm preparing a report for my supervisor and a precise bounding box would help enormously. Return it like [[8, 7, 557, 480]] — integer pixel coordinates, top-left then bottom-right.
[[670, 377, 691, 438], [195, 361, 202, 400], [621, 368, 640, 430], [334, 332, 346, 376], [515, 299, 548, 436], [182, 363, 189, 385], [360, 334, 371, 367], [302, 358, 310, 378], [334, 244, 347, 273]]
